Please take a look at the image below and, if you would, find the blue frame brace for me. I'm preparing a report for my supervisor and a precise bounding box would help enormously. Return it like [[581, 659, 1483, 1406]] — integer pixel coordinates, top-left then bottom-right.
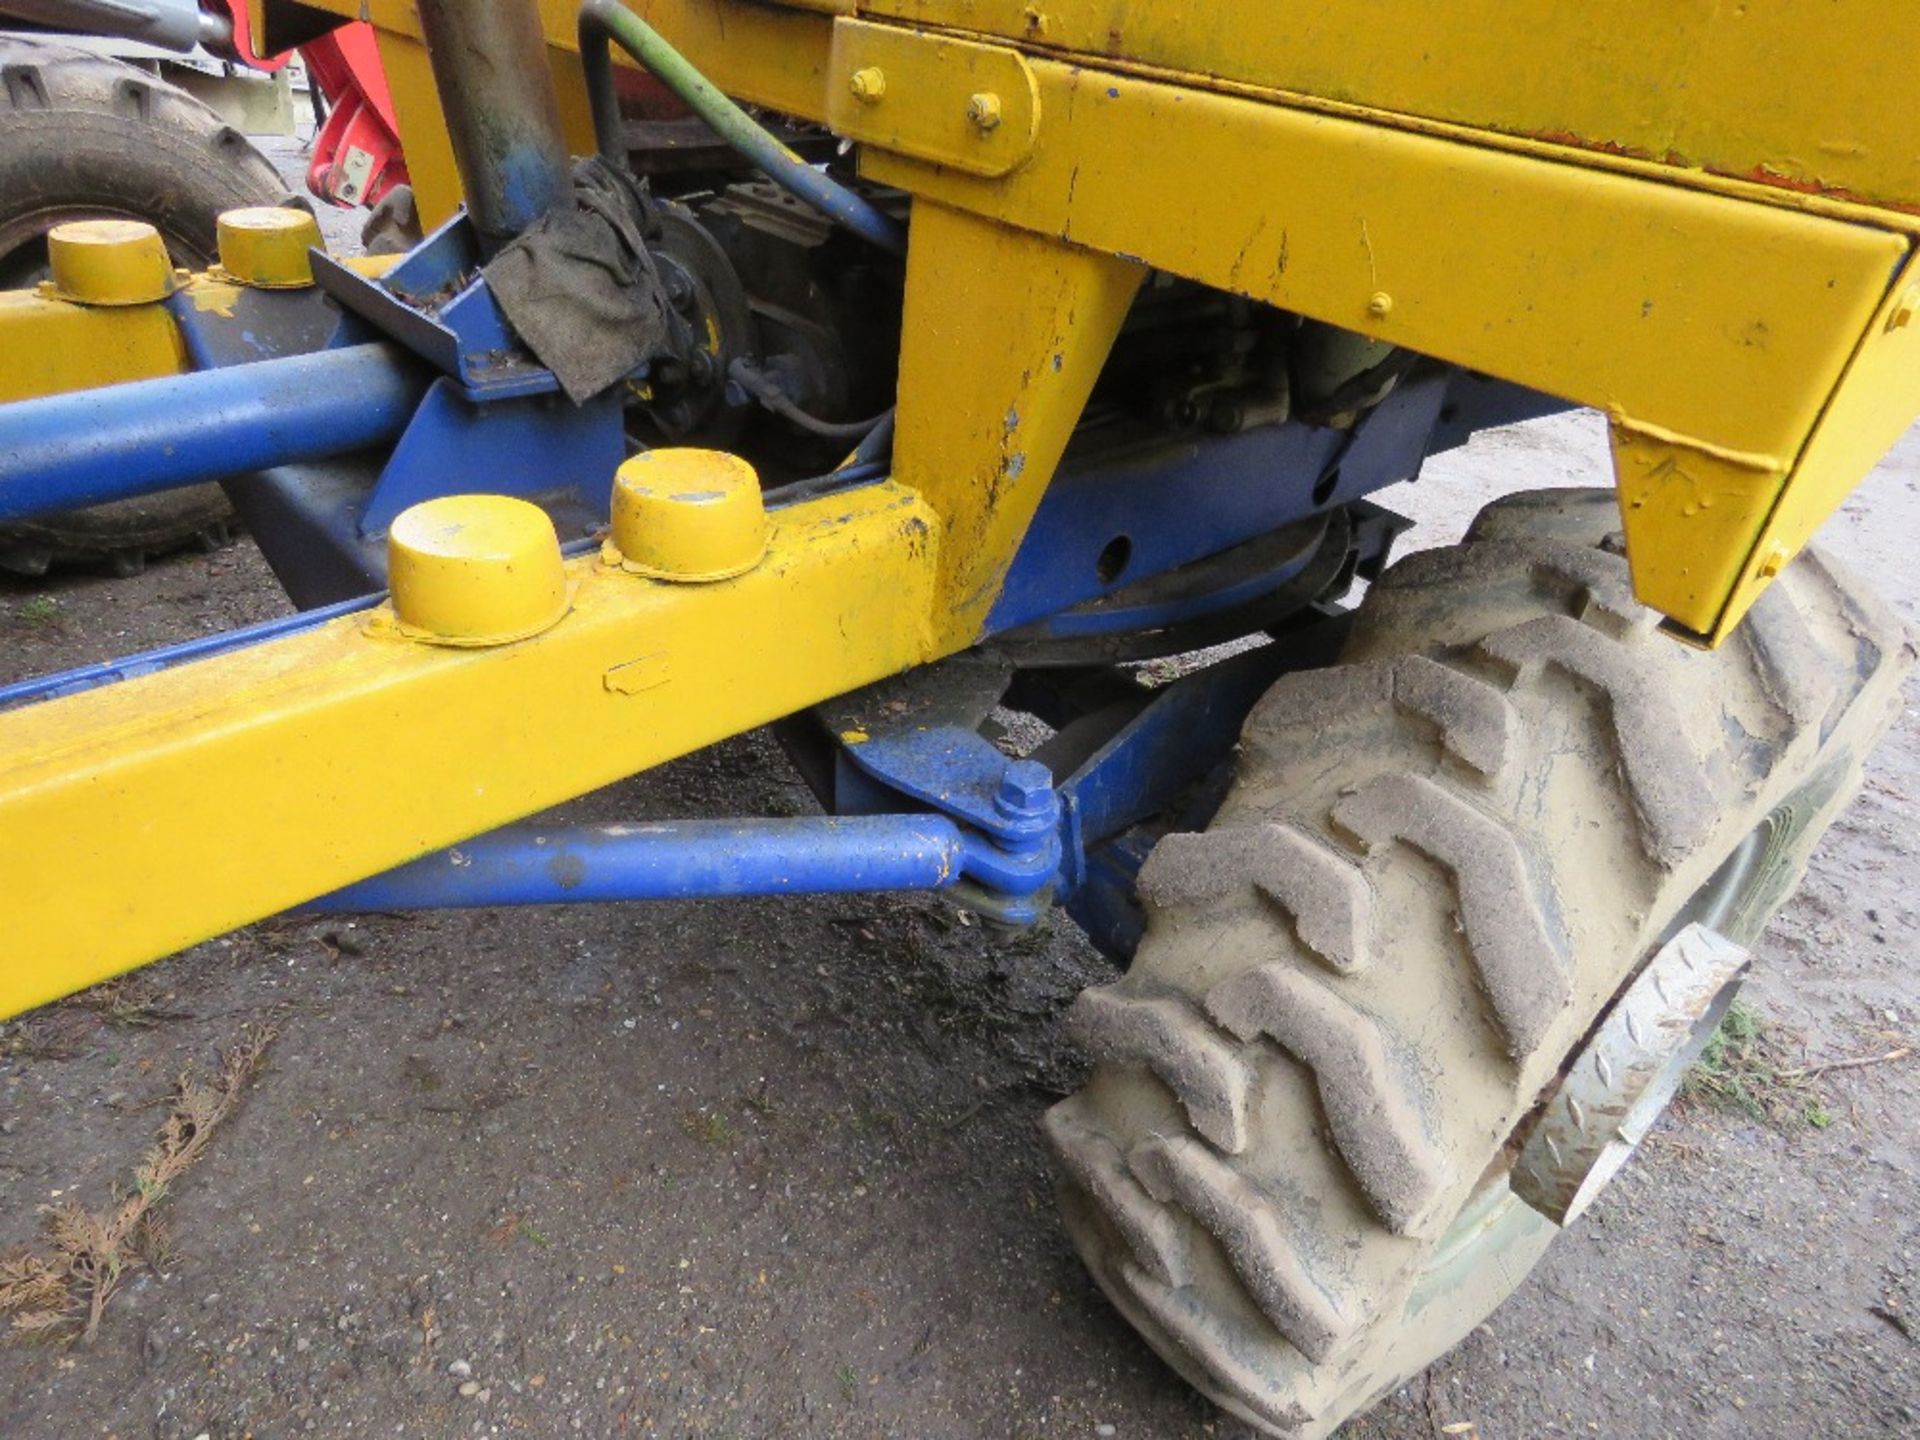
[[309, 807, 1057, 915]]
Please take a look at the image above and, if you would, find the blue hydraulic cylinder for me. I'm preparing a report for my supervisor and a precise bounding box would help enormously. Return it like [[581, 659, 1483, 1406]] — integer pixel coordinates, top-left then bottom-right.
[[0, 343, 426, 523], [308, 816, 997, 912]]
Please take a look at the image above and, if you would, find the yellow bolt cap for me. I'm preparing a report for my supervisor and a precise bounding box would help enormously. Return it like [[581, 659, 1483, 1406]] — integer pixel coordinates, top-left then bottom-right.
[[217, 206, 324, 289], [609, 449, 768, 582], [46, 219, 177, 306], [1887, 284, 1919, 332], [966, 91, 1003, 133], [849, 66, 887, 104], [387, 495, 570, 645]]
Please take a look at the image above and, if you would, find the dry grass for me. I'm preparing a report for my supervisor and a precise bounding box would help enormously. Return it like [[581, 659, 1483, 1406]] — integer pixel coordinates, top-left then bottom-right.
[[63, 977, 192, 1030], [0, 1025, 276, 1343]]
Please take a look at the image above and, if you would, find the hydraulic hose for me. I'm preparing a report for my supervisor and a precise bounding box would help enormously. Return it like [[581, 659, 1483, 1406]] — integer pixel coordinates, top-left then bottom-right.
[[577, 0, 907, 255], [726, 357, 893, 441], [838, 408, 896, 470]]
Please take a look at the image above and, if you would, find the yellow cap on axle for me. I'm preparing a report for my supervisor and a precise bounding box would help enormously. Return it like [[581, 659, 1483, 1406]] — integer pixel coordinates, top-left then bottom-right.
[[215, 206, 324, 289], [607, 449, 768, 582], [386, 495, 570, 646], [45, 219, 177, 306]]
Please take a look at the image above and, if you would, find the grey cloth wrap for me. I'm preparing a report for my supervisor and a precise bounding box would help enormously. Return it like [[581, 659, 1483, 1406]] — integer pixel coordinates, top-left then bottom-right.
[[484, 157, 680, 405]]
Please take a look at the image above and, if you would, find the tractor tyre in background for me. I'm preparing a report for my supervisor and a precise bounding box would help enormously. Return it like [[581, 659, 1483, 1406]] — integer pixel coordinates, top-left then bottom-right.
[[0, 36, 286, 578], [1047, 489, 1911, 1436]]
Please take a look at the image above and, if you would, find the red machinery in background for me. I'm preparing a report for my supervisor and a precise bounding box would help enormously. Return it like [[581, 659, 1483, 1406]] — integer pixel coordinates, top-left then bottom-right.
[[215, 2, 409, 213]]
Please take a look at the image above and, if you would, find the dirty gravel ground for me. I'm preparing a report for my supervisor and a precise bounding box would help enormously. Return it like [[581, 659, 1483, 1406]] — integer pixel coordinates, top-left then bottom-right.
[[2, 148, 1918, 1440]]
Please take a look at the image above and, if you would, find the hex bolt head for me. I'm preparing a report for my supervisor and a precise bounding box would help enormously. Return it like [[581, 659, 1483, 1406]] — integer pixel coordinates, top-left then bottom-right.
[[967, 91, 1004, 133], [848, 66, 887, 104], [994, 759, 1054, 818]]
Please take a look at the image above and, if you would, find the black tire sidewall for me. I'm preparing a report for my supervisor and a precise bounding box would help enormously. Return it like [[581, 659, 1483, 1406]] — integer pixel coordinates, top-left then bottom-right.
[[0, 44, 285, 277]]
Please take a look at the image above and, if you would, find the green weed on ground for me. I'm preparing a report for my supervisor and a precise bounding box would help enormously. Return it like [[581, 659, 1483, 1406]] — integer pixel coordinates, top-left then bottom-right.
[[1683, 1001, 1829, 1128]]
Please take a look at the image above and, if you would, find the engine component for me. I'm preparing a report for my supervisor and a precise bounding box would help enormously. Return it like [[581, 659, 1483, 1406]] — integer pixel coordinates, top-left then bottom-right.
[[626, 203, 759, 444]]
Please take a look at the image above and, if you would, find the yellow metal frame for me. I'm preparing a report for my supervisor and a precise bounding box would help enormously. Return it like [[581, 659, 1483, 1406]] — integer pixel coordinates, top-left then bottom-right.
[[0, 483, 939, 1018], [7, 0, 1918, 1011], [266, 0, 1920, 638], [0, 290, 186, 404], [837, 28, 1909, 637], [859, 0, 1920, 216]]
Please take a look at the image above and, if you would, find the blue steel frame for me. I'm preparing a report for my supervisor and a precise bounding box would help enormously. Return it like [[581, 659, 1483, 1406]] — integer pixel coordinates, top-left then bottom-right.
[[0, 169, 1550, 956], [308, 813, 1046, 912]]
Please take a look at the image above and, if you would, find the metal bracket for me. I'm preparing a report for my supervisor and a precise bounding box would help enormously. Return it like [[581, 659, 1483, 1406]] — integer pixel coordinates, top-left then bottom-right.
[[827, 18, 1039, 178], [836, 724, 1062, 924], [311, 213, 559, 400], [360, 378, 623, 535], [163, 279, 342, 370]]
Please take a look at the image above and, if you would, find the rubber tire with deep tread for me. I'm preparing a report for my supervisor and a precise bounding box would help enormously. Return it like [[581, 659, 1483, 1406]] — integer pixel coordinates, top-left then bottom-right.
[[0, 36, 286, 576], [1047, 488, 1911, 1437]]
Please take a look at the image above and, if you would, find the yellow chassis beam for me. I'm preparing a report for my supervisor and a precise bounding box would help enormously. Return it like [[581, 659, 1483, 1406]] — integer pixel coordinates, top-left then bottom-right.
[[0, 484, 939, 1018], [0, 290, 186, 405]]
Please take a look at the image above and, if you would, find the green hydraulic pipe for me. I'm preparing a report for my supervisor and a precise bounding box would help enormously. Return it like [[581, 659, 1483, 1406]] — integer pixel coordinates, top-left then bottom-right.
[[576, 0, 907, 255]]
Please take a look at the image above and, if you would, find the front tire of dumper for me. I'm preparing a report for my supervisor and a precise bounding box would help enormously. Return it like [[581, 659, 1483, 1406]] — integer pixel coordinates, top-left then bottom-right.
[[0, 37, 287, 578], [1045, 488, 1911, 1437]]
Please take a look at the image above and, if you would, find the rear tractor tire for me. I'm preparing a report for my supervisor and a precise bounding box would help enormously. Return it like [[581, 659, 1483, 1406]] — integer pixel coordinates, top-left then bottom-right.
[[1047, 488, 1910, 1436], [0, 37, 286, 577]]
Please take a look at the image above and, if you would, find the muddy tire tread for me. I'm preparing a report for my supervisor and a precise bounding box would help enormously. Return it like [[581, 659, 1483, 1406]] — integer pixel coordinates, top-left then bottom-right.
[[1047, 488, 1910, 1438]]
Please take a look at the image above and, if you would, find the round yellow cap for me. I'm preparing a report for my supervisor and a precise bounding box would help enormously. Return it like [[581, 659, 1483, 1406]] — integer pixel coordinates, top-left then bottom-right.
[[46, 219, 177, 306], [216, 206, 324, 289], [387, 495, 570, 646], [609, 449, 768, 582]]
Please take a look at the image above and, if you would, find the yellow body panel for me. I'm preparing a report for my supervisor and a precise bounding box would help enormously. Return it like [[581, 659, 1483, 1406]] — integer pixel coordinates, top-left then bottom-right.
[[845, 42, 1913, 639], [0, 483, 939, 1019], [278, 0, 1920, 637], [856, 50, 1902, 465], [1723, 254, 1920, 631], [861, 0, 1920, 214]]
